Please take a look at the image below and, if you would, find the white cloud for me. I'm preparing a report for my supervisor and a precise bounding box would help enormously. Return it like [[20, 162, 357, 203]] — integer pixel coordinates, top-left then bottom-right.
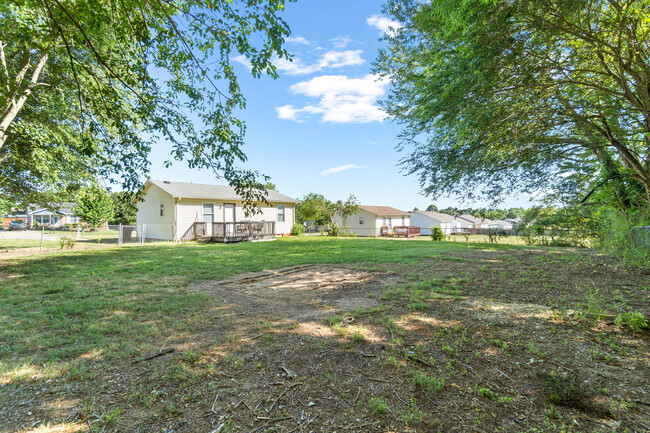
[[232, 55, 252, 70], [367, 14, 402, 35], [286, 36, 310, 45], [276, 74, 389, 123], [330, 35, 352, 49], [320, 164, 363, 176], [234, 45, 364, 76], [273, 50, 364, 75]]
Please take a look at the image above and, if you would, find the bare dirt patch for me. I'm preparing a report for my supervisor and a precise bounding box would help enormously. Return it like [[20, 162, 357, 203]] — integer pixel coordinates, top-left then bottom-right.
[[191, 264, 391, 321]]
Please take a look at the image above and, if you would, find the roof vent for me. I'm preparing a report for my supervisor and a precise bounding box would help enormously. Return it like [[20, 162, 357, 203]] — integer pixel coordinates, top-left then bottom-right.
[[163, 181, 171, 184]]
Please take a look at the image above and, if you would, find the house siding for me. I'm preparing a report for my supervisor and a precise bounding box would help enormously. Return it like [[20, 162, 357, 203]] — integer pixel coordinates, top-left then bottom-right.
[[136, 183, 176, 240], [337, 211, 411, 237], [136, 182, 296, 241], [175, 199, 294, 240], [410, 213, 442, 236]]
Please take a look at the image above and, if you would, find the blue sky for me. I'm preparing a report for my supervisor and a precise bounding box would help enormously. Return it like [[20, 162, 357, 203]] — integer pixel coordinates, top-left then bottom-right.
[[147, 0, 533, 211]]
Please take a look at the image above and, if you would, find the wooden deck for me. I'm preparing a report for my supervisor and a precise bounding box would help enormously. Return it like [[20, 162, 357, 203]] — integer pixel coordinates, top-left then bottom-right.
[[380, 226, 421, 238], [181, 221, 275, 243]]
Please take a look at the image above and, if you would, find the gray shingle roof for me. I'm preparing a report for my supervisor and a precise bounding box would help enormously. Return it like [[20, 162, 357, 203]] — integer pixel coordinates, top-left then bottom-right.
[[359, 205, 410, 216], [149, 180, 298, 203], [413, 210, 456, 222], [457, 214, 483, 224], [26, 203, 76, 215]]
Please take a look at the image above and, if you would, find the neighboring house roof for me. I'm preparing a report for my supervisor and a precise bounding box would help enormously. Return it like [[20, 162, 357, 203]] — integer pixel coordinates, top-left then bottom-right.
[[359, 206, 410, 216], [457, 214, 489, 225], [25, 203, 77, 215], [490, 220, 514, 227], [413, 210, 456, 223], [144, 180, 298, 204]]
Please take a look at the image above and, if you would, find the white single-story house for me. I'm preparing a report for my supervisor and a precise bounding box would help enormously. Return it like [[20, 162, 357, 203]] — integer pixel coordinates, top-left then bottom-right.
[[457, 214, 483, 227], [337, 205, 412, 237], [480, 219, 514, 230], [134, 180, 298, 241], [3, 204, 81, 228], [409, 210, 457, 236], [28, 204, 81, 228]]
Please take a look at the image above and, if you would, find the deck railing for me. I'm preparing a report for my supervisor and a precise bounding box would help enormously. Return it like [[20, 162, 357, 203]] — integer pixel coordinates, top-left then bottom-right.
[[180, 221, 206, 242], [381, 225, 421, 238], [212, 221, 275, 243]]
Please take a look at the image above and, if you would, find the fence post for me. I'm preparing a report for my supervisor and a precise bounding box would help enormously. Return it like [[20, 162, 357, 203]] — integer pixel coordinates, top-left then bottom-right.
[[40, 226, 44, 250], [118, 223, 122, 246]]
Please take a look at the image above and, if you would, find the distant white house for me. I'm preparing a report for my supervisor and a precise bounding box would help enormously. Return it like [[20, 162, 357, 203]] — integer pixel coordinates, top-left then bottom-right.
[[337, 205, 412, 237], [457, 214, 483, 227], [2, 204, 81, 228], [409, 210, 457, 236], [480, 219, 514, 230], [410, 211, 515, 235], [134, 180, 298, 241]]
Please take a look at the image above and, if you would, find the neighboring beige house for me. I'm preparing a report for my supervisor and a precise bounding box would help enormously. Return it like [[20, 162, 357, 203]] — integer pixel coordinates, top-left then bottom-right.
[[337, 205, 411, 237], [134, 180, 298, 241]]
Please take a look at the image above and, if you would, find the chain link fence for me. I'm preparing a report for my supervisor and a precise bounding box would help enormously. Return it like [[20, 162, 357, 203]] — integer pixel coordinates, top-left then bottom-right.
[[109, 224, 175, 245]]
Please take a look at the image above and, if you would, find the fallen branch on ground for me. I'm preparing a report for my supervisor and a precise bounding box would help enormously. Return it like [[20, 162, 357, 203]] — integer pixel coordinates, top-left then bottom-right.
[[131, 348, 174, 364]]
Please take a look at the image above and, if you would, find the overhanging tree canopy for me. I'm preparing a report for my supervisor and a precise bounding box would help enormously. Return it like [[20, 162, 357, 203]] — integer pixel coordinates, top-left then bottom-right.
[[1, 0, 293, 206], [376, 0, 650, 209]]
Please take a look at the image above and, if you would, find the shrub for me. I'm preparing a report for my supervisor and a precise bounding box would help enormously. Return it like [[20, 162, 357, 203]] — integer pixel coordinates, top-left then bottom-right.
[[59, 236, 75, 249], [431, 226, 444, 241], [329, 223, 342, 237], [291, 224, 304, 236], [597, 209, 650, 266], [517, 206, 596, 247]]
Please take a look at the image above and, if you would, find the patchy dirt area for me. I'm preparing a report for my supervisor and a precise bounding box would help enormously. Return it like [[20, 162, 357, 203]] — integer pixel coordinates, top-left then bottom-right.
[[3, 248, 650, 432], [192, 265, 393, 322]]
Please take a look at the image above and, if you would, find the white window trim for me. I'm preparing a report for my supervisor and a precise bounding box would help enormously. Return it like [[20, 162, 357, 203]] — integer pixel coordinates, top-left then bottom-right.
[[277, 205, 285, 223], [202, 202, 215, 223]]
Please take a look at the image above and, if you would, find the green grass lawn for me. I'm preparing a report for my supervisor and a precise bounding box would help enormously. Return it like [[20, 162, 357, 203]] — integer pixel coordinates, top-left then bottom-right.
[[0, 237, 519, 375], [0, 238, 62, 250], [1, 236, 647, 432], [0, 229, 119, 251]]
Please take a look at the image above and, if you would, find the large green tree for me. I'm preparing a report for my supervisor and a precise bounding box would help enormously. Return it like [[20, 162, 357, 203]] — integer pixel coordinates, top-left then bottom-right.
[[75, 186, 114, 228], [376, 0, 650, 210], [296, 193, 329, 225], [110, 191, 137, 225], [295, 192, 360, 234], [1, 0, 292, 207]]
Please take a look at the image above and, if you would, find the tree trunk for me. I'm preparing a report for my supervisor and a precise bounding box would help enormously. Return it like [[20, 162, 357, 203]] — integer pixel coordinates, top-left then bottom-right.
[[0, 51, 49, 151]]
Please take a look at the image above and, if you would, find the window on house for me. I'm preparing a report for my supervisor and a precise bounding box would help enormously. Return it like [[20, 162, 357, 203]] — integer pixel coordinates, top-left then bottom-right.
[[202, 203, 214, 225], [388, 217, 392, 229], [160, 203, 164, 217], [35, 214, 50, 224], [278, 205, 285, 222], [401, 217, 405, 226], [359, 216, 364, 225], [382, 217, 387, 226]]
